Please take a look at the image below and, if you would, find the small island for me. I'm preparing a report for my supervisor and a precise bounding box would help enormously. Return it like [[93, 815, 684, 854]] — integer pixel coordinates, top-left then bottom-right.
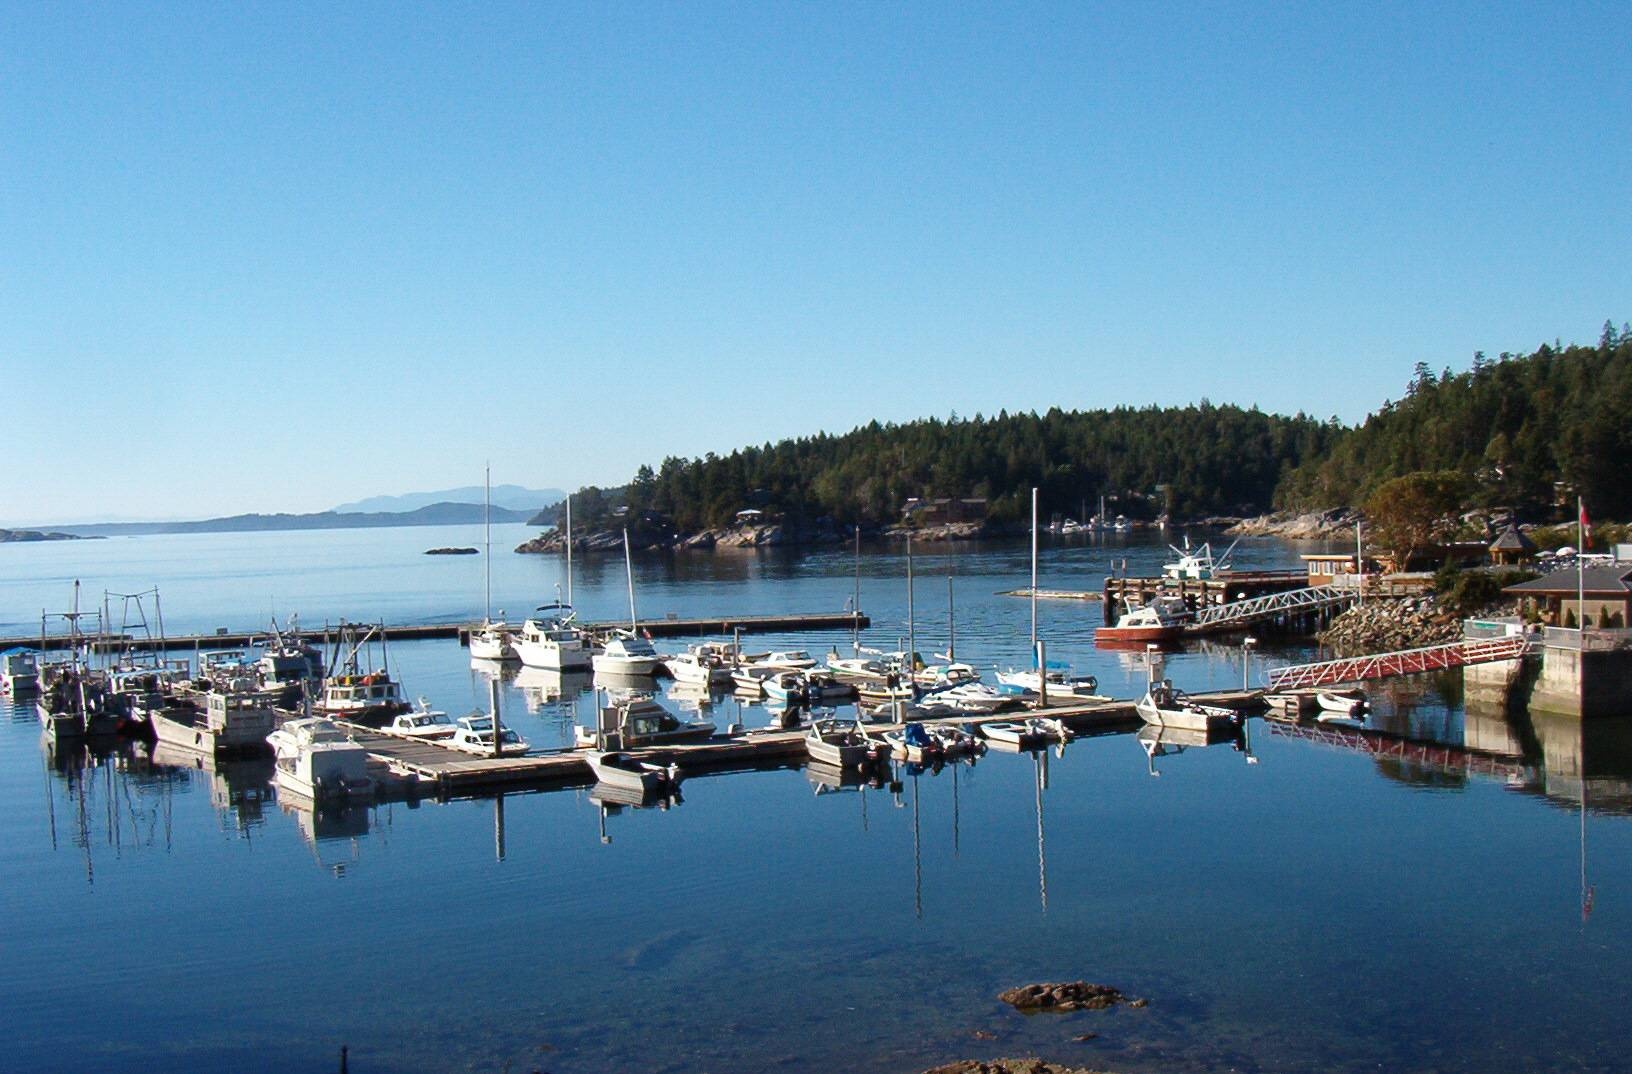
[[424, 546, 479, 556], [0, 528, 91, 543]]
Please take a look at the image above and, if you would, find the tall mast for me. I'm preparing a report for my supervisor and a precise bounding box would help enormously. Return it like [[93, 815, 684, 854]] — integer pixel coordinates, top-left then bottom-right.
[[484, 464, 492, 622], [906, 535, 915, 675], [623, 528, 638, 631], [565, 495, 574, 608], [853, 526, 862, 650], [1030, 487, 1039, 652]]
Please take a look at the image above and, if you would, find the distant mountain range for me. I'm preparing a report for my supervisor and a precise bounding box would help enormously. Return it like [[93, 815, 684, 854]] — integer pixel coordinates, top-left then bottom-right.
[[51, 502, 539, 537], [332, 485, 565, 514]]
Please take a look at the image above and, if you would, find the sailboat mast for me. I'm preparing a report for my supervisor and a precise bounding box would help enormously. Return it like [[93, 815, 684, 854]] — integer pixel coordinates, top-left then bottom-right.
[[623, 528, 638, 630], [906, 536, 915, 677], [853, 527, 861, 650], [565, 495, 574, 608], [1030, 487, 1039, 651], [484, 464, 492, 622]]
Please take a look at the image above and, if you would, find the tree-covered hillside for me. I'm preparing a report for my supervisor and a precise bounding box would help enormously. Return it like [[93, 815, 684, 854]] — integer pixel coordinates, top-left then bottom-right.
[[567, 405, 1340, 531], [1275, 327, 1632, 517]]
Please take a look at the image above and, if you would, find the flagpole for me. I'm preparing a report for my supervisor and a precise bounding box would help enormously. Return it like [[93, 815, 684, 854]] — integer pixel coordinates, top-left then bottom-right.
[[1578, 497, 1586, 634]]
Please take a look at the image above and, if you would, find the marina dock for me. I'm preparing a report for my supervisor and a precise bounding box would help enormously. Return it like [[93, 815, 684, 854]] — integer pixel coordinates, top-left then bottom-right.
[[341, 695, 1169, 799], [1, 610, 870, 655]]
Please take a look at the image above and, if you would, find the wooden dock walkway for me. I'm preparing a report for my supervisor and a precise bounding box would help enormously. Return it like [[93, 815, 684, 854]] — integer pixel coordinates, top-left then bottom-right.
[[1, 610, 870, 654]]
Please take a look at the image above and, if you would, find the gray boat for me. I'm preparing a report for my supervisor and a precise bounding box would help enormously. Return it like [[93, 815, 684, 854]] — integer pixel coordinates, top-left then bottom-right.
[[804, 717, 882, 769], [585, 750, 681, 795]]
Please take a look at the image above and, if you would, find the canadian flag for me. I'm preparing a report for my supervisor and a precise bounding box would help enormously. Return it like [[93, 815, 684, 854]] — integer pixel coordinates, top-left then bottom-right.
[[1580, 498, 1593, 549]]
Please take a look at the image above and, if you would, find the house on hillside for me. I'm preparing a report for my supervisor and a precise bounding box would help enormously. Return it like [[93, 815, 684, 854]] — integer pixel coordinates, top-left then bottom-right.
[[1487, 525, 1538, 566], [901, 498, 988, 525], [1504, 567, 1632, 628]]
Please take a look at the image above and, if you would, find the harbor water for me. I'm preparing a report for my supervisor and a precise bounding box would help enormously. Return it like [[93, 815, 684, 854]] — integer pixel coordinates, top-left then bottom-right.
[[2, 525, 1628, 1073]]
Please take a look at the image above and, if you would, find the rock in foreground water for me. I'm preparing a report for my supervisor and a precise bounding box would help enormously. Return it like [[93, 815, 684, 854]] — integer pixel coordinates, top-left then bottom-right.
[[923, 1059, 1107, 1074], [998, 982, 1139, 1013]]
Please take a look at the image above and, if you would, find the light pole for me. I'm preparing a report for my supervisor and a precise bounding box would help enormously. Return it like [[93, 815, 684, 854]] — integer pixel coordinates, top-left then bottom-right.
[[1242, 636, 1258, 691]]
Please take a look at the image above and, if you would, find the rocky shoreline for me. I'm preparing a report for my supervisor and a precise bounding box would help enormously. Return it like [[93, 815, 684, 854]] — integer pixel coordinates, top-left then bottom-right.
[[514, 519, 1029, 554], [0, 528, 90, 543], [1227, 508, 1361, 540], [1316, 595, 1461, 654]]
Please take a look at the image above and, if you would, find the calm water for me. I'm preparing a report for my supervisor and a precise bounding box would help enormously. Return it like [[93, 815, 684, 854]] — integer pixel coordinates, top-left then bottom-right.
[[2, 526, 1629, 1074]]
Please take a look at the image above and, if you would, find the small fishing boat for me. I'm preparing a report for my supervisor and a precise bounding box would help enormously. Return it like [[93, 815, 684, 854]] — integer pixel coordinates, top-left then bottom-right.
[[585, 750, 681, 795], [1095, 595, 1189, 648], [804, 716, 884, 769], [1, 647, 40, 695], [980, 717, 1067, 748], [448, 714, 530, 756], [663, 648, 730, 688], [802, 670, 856, 701], [254, 619, 325, 691], [386, 701, 457, 740], [1136, 680, 1240, 733], [266, 717, 374, 802], [881, 722, 943, 764]]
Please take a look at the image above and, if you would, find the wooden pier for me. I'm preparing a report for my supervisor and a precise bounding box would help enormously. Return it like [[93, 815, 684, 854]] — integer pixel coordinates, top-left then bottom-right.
[[0, 610, 870, 654]]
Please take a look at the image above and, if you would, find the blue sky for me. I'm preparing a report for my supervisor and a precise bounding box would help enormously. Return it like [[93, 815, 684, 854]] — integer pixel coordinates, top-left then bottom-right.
[[3, 3, 1627, 523]]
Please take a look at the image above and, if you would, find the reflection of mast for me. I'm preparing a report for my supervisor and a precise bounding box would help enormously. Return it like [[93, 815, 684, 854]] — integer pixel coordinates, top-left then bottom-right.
[[1580, 775, 1594, 926], [41, 748, 58, 850], [912, 768, 922, 920], [951, 761, 960, 857], [1035, 747, 1048, 913], [494, 792, 507, 863]]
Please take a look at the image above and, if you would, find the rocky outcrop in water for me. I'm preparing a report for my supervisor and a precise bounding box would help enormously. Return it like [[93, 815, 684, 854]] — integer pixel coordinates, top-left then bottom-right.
[[922, 1061, 1107, 1074], [424, 546, 478, 555], [1227, 508, 1360, 540], [1317, 596, 1460, 654], [0, 528, 88, 542], [998, 982, 1144, 1014]]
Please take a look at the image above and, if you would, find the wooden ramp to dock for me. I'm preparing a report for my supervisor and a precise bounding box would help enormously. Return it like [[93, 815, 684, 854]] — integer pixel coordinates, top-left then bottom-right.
[[1183, 585, 1356, 635], [1263, 634, 1537, 691]]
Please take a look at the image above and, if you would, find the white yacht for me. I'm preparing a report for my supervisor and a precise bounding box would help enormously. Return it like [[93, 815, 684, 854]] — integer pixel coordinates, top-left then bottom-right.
[[515, 604, 591, 670], [266, 718, 374, 802], [995, 662, 1099, 698], [592, 629, 662, 677]]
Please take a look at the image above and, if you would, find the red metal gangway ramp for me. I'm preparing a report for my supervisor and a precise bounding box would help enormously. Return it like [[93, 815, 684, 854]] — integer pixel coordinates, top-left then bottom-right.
[[1264, 634, 1536, 691]]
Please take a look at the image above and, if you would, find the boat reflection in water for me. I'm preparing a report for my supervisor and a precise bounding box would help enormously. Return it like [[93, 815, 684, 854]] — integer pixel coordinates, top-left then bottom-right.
[[1137, 720, 1256, 777], [279, 795, 373, 878], [589, 781, 683, 845], [512, 666, 591, 713], [148, 740, 276, 833]]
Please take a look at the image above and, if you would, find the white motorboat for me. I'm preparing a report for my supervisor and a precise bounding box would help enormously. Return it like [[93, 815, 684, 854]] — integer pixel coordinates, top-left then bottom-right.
[[1, 647, 40, 694], [994, 662, 1099, 698], [980, 717, 1066, 748], [515, 604, 591, 670], [758, 650, 818, 671], [805, 717, 883, 769], [663, 647, 733, 688], [763, 670, 808, 705], [577, 694, 716, 750], [448, 714, 530, 756], [927, 680, 1011, 714], [468, 623, 517, 663], [1316, 688, 1369, 716], [1136, 680, 1241, 733], [593, 629, 663, 676], [585, 750, 681, 795], [386, 701, 457, 740], [266, 717, 374, 802], [151, 687, 279, 758]]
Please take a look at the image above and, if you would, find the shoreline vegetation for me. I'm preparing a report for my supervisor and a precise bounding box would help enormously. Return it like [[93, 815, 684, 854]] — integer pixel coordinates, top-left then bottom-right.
[[520, 332, 1631, 556]]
